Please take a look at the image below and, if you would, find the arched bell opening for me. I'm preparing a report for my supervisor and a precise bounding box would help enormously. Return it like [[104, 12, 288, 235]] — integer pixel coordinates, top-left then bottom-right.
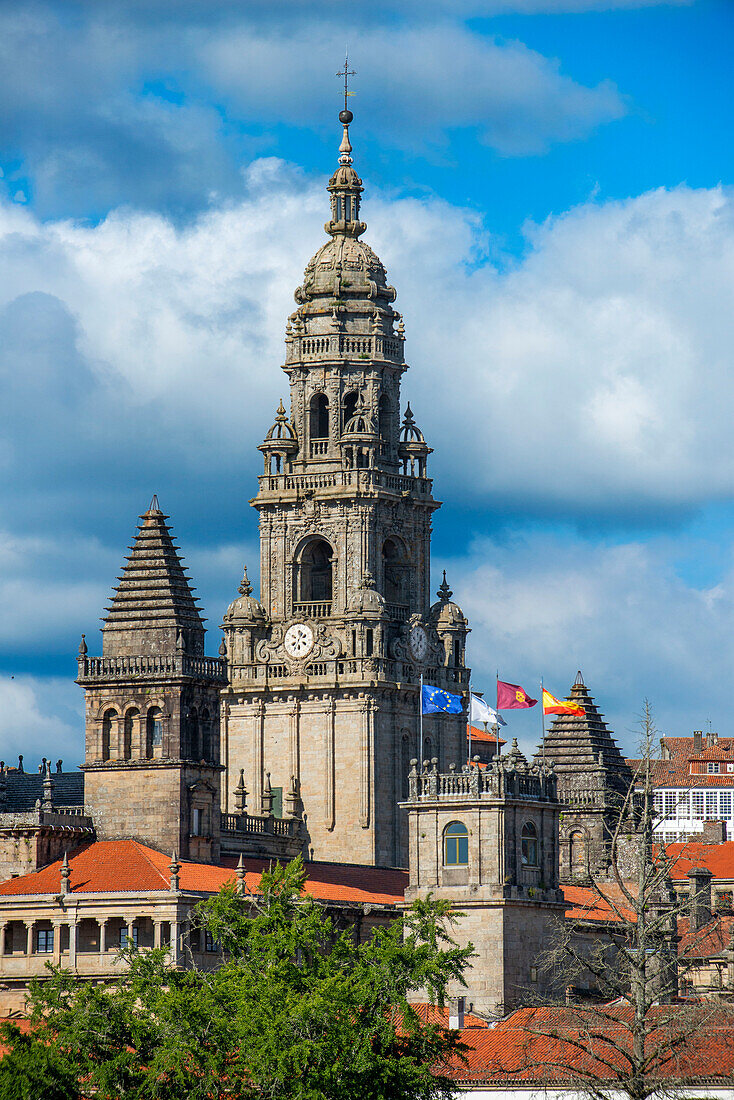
[[382, 537, 410, 611], [309, 394, 329, 457], [293, 537, 334, 616]]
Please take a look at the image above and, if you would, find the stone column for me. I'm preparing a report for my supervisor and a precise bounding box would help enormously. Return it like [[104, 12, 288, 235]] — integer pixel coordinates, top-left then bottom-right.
[[170, 918, 180, 965], [324, 698, 335, 831], [359, 700, 372, 829], [69, 917, 77, 968], [100, 919, 107, 955], [0, 922, 6, 960], [289, 700, 300, 782], [52, 920, 62, 966], [153, 920, 162, 949], [25, 922, 33, 956]]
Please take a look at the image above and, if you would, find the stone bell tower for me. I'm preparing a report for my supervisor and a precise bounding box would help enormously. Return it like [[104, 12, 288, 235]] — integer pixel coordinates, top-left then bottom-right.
[[79, 498, 227, 862], [221, 108, 470, 868]]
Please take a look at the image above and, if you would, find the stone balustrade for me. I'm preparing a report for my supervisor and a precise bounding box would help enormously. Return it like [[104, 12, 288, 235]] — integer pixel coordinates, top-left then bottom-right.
[[77, 653, 228, 684], [285, 333, 404, 365], [228, 657, 470, 690], [257, 468, 433, 498], [406, 758, 557, 805]]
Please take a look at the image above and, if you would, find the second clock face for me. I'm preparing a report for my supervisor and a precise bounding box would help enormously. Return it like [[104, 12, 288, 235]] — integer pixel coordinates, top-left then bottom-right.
[[284, 623, 314, 659], [409, 624, 428, 662]]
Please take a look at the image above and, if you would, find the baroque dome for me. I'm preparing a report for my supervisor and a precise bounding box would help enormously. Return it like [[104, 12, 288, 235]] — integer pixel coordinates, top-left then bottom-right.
[[429, 572, 466, 627], [224, 567, 266, 624]]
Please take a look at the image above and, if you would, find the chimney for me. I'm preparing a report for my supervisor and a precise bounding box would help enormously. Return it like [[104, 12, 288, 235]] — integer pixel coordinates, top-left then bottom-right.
[[449, 996, 466, 1030], [660, 738, 669, 761], [701, 820, 727, 844], [688, 867, 713, 931], [693, 731, 703, 754]]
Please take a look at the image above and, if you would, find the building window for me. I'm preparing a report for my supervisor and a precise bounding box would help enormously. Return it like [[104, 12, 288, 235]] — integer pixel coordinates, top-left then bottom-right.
[[365, 628, 373, 657], [708, 762, 721, 774], [309, 393, 329, 440], [706, 791, 718, 818], [722, 793, 732, 819], [653, 792, 664, 818], [36, 928, 53, 953], [295, 539, 333, 604], [120, 925, 138, 948], [692, 792, 705, 819], [521, 822, 539, 867], [383, 538, 409, 607], [443, 821, 469, 866], [204, 931, 219, 953], [192, 807, 202, 836], [569, 830, 586, 874], [146, 707, 163, 758], [101, 709, 116, 761]]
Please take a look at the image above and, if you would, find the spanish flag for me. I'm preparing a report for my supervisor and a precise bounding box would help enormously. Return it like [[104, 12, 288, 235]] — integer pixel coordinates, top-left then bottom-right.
[[542, 689, 585, 717]]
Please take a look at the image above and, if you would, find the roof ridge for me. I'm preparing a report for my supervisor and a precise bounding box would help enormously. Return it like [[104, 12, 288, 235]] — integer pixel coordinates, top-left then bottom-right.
[[128, 840, 172, 888]]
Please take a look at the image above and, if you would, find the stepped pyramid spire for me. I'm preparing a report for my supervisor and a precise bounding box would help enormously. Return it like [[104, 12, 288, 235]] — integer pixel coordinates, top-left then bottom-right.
[[538, 671, 631, 798], [102, 498, 205, 658]]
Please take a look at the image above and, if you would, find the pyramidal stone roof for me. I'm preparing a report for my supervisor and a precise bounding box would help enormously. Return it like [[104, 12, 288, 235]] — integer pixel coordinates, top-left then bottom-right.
[[537, 672, 632, 797], [102, 497, 205, 657]]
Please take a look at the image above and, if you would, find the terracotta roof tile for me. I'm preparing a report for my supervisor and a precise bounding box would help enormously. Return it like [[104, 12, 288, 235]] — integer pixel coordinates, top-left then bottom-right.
[[665, 841, 734, 882], [0, 841, 408, 906], [561, 884, 635, 923], [467, 725, 506, 746]]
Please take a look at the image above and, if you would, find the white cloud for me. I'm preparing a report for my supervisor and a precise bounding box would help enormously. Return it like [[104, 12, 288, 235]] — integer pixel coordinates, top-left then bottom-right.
[[0, 676, 82, 769], [440, 530, 734, 760]]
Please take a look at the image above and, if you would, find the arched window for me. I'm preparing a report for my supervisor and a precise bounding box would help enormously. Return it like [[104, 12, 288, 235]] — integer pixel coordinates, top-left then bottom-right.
[[521, 822, 539, 867], [101, 709, 115, 761], [453, 640, 461, 667], [123, 708, 138, 761], [146, 707, 163, 759], [343, 391, 358, 431], [201, 708, 211, 761], [378, 394, 391, 455], [188, 708, 200, 759], [443, 821, 469, 866], [295, 538, 333, 604], [383, 538, 409, 606], [310, 394, 329, 439], [570, 830, 586, 874]]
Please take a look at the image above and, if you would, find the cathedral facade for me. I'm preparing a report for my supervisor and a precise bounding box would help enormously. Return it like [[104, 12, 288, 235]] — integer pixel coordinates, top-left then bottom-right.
[[220, 109, 470, 868]]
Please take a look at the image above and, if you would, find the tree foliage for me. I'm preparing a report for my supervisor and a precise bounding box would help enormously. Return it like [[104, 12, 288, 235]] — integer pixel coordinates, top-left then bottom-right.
[[0, 1022, 80, 1100], [17, 857, 472, 1100]]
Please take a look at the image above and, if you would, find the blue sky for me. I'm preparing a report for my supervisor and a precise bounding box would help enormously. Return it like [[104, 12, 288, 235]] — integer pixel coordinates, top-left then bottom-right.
[[0, 0, 732, 766]]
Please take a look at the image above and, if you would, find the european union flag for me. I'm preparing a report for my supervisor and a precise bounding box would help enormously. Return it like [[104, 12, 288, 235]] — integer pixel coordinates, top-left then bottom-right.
[[422, 684, 464, 715]]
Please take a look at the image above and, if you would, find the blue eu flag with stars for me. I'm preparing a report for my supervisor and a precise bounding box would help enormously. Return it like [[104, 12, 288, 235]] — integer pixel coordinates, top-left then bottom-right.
[[422, 684, 464, 715]]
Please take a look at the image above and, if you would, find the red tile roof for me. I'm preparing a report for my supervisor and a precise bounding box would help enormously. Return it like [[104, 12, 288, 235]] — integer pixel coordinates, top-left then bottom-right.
[[449, 1005, 734, 1084], [562, 883, 635, 923], [629, 757, 734, 788], [665, 841, 734, 882], [0, 841, 407, 906], [678, 913, 734, 958], [467, 725, 506, 746], [410, 1003, 489, 1030]]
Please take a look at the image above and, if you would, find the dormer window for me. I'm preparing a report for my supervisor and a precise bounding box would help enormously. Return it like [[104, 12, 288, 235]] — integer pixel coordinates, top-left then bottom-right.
[[708, 762, 721, 774]]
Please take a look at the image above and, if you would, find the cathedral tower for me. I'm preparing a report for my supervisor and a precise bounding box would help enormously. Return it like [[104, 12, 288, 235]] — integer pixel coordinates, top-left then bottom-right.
[[79, 499, 227, 861], [222, 110, 470, 867]]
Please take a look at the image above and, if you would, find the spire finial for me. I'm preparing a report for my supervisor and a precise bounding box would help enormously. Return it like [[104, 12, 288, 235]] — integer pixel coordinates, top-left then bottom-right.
[[238, 565, 253, 598], [437, 570, 453, 602], [336, 52, 356, 163], [148, 494, 160, 513]]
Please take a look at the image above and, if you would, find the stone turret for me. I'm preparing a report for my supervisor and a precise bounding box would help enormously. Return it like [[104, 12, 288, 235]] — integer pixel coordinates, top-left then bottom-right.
[[78, 498, 227, 863], [402, 745, 564, 1017], [536, 672, 635, 881]]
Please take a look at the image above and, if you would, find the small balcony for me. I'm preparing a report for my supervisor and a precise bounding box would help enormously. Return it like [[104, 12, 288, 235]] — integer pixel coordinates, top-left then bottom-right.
[[309, 439, 329, 458], [292, 601, 332, 619]]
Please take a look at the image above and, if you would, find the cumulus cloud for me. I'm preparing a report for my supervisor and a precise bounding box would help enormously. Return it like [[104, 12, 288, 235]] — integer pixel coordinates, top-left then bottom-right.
[[440, 529, 734, 759], [0, 4, 626, 216], [0, 676, 82, 768]]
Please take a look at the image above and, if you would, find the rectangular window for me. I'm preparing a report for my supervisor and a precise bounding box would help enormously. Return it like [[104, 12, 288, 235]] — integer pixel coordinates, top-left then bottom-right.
[[706, 792, 718, 818], [675, 791, 689, 819], [653, 792, 664, 817], [204, 931, 219, 953], [119, 925, 138, 948], [692, 792, 705, 819], [36, 929, 53, 954], [708, 762, 721, 774], [664, 792, 676, 819], [721, 793, 732, 819]]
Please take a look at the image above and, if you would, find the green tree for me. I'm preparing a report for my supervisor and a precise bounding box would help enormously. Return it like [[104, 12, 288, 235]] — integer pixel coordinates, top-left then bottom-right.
[[0, 1022, 80, 1100], [24, 857, 472, 1100]]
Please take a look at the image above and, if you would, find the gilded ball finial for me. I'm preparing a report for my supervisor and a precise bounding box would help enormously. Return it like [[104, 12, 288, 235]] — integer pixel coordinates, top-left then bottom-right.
[[339, 108, 353, 125]]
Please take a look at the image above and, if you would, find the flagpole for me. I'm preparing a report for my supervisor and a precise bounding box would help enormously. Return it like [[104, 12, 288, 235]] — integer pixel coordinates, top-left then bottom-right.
[[419, 672, 424, 769], [468, 679, 472, 767], [496, 670, 500, 759], [541, 677, 546, 765]]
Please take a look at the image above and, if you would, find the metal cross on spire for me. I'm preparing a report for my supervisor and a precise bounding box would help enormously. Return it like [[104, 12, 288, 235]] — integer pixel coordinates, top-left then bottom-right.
[[336, 52, 356, 112]]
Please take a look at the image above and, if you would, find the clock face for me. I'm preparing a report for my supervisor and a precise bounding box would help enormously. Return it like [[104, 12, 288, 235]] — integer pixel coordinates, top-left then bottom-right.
[[409, 624, 428, 662], [284, 623, 314, 659]]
